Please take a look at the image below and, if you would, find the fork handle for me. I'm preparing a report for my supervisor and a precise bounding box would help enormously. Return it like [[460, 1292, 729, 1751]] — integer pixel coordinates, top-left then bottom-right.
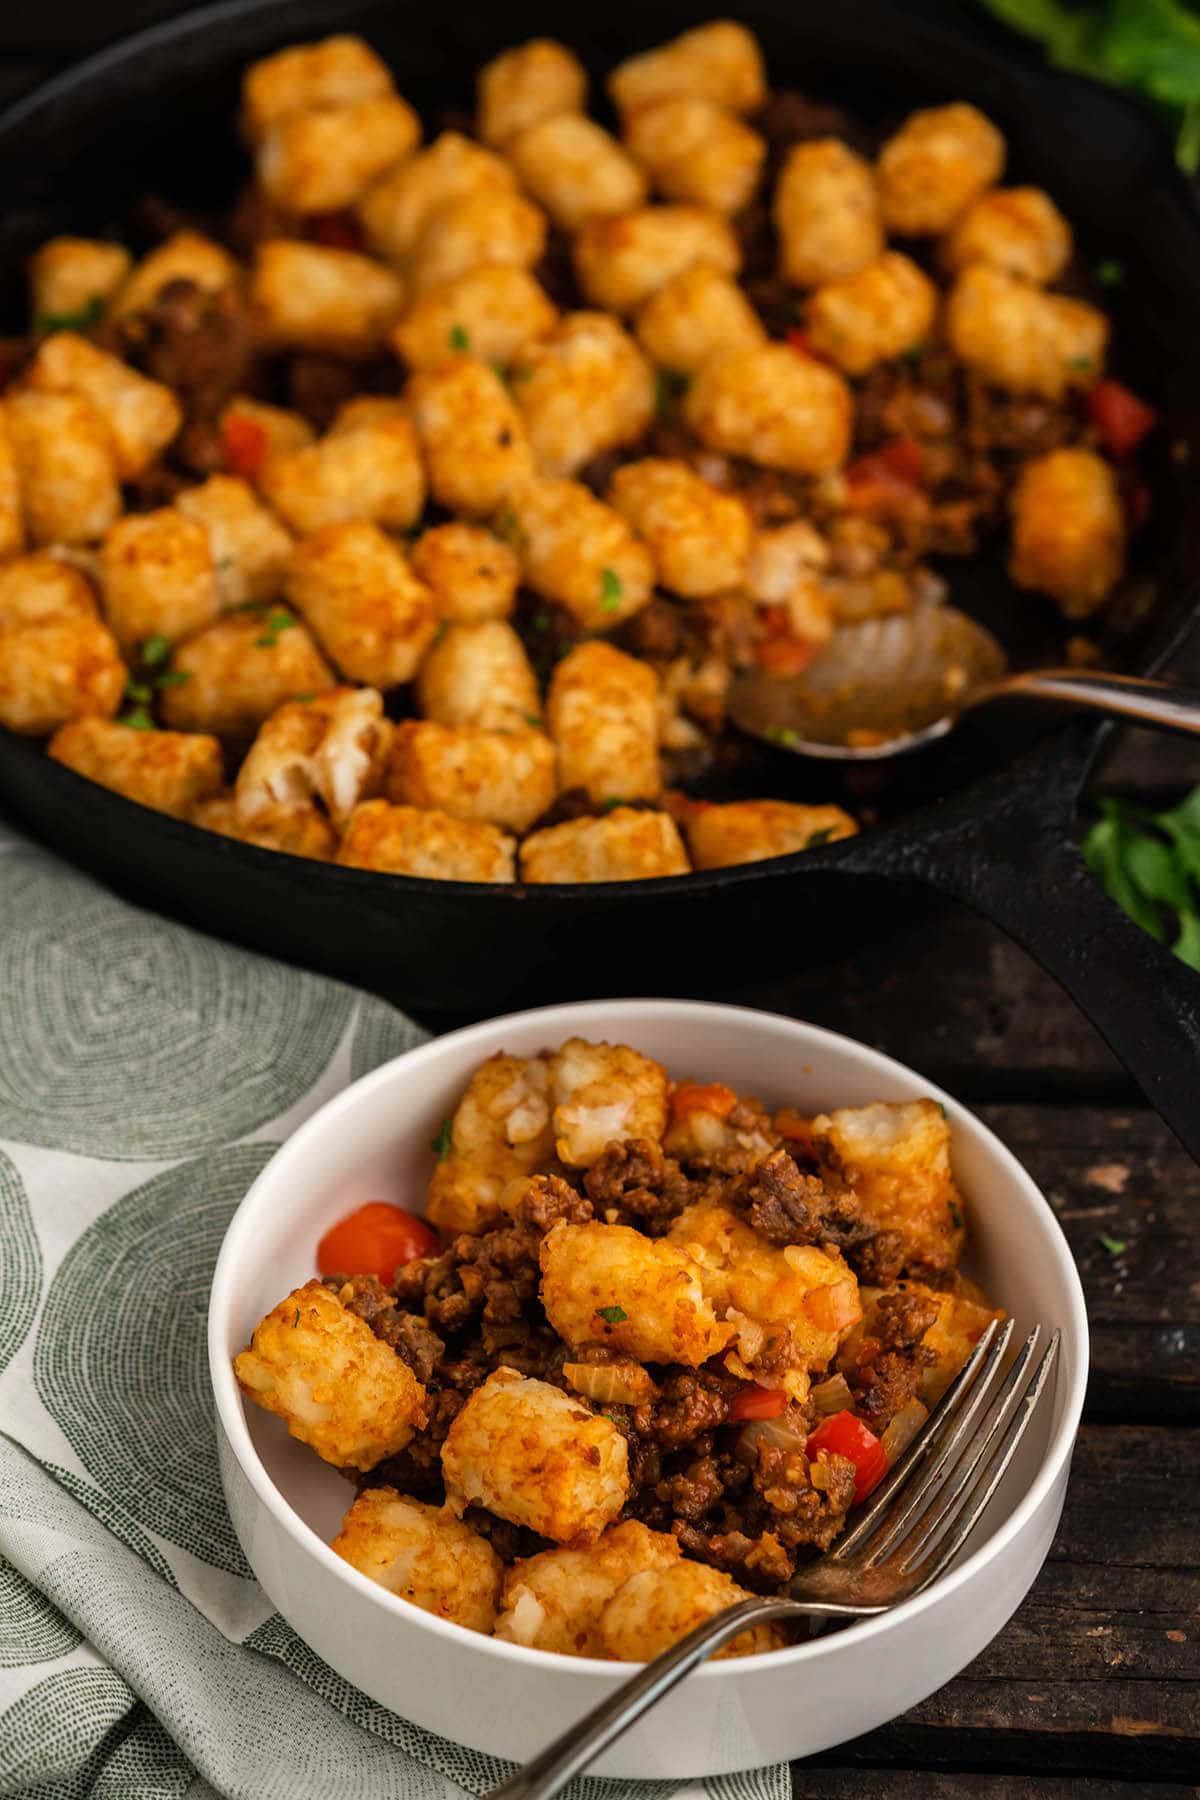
[[483, 1596, 881, 1800]]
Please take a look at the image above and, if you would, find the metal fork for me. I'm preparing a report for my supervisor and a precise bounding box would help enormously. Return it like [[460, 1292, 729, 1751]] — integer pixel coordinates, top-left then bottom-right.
[[485, 1318, 1058, 1800]]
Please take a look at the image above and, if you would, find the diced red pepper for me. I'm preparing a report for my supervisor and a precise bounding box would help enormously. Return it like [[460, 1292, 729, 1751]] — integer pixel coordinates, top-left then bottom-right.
[[311, 211, 366, 252], [729, 1383, 789, 1423], [1087, 379, 1157, 458], [875, 436, 925, 483], [316, 1200, 438, 1286], [807, 1409, 890, 1503], [843, 438, 926, 516], [787, 326, 818, 360], [221, 413, 270, 483], [669, 1081, 738, 1124]]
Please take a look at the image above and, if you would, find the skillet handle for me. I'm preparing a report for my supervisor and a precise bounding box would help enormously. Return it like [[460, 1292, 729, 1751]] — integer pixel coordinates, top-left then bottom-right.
[[840, 764, 1200, 1163]]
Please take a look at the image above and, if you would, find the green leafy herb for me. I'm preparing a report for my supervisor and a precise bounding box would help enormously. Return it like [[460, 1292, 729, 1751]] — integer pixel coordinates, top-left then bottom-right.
[[35, 294, 105, 335], [899, 340, 929, 370], [1095, 257, 1126, 288], [233, 599, 269, 614], [119, 706, 156, 731], [805, 826, 835, 848], [293, 1307, 301, 1327], [528, 609, 550, 634], [596, 1305, 627, 1325], [292, 692, 317, 704], [1070, 354, 1095, 372], [449, 323, 470, 350], [976, 0, 1200, 171], [124, 679, 153, 706], [139, 634, 171, 668], [939, 1102, 948, 1119], [1097, 1233, 1127, 1257], [949, 1198, 963, 1228], [768, 725, 801, 748], [255, 609, 297, 649], [522, 712, 543, 727], [1082, 788, 1200, 971], [431, 1118, 453, 1159], [602, 797, 630, 812], [496, 509, 519, 538], [600, 568, 623, 613], [154, 668, 192, 689]]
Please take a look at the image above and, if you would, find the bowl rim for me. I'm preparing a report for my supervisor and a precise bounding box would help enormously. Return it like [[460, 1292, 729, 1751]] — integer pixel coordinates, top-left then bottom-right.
[[208, 996, 1089, 1682]]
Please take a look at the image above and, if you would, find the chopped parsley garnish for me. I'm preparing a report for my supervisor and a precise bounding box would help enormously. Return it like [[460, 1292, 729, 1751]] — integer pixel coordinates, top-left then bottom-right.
[[255, 609, 297, 649], [522, 712, 543, 727], [768, 725, 801, 748], [449, 323, 470, 350], [431, 1118, 453, 1159], [292, 692, 317, 704], [1070, 354, 1095, 372], [949, 1198, 963, 1228], [600, 567, 623, 612], [154, 669, 192, 689], [124, 679, 153, 706], [939, 1102, 948, 1119], [1096, 258, 1125, 289], [36, 294, 105, 335], [899, 340, 929, 369], [139, 634, 170, 668], [293, 1307, 301, 1327], [805, 826, 835, 847], [596, 1305, 627, 1325], [119, 706, 156, 731], [1097, 1233, 1127, 1257], [496, 509, 519, 538], [602, 797, 629, 812], [528, 609, 550, 634]]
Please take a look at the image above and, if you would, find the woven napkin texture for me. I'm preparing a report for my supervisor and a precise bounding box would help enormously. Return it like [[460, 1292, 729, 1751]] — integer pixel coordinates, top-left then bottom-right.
[[0, 821, 790, 1800]]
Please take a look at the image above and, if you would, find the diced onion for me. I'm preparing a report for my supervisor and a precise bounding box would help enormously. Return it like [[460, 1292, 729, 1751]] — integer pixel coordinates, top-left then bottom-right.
[[880, 1399, 928, 1466], [735, 1416, 808, 1464], [810, 1373, 853, 1417], [563, 1361, 656, 1406]]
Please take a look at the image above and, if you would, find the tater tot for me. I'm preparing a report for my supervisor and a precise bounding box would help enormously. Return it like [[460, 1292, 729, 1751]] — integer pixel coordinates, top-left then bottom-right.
[[417, 620, 541, 730], [744, 518, 834, 643], [441, 1368, 629, 1544], [683, 343, 853, 474], [0, 405, 22, 556], [600, 1562, 783, 1661], [110, 231, 240, 319], [608, 458, 751, 597], [573, 205, 740, 315], [387, 719, 556, 833], [192, 791, 337, 861], [774, 139, 883, 288], [99, 509, 219, 652], [609, 22, 766, 119], [409, 523, 519, 621], [499, 476, 653, 629], [541, 1221, 732, 1364], [392, 264, 557, 371], [235, 687, 390, 827], [174, 475, 294, 609], [234, 1279, 427, 1471], [337, 798, 516, 883], [669, 1197, 861, 1387], [878, 102, 1005, 236], [256, 94, 421, 214], [624, 97, 765, 216], [0, 553, 125, 735], [841, 1281, 1002, 1412], [477, 39, 587, 147], [520, 807, 689, 884], [359, 132, 517, 265], [407, 357, 535, 516], [30, 237, 132, 329], [1009, 447, 1125, 618], [509, 312, 654, 479], [684, 799, 857, 870], [633, 263, 764, 374], [48, 716, 223, 819], [813, 1099, 965, 1274], [942, 186, 1072, 285], [251, 241, 405, 357], [551, 1036, 669, 1166], [804, 250, 938, 375], [332, 1489, 502, 1632], [286, 522, 437, 687], [5, 390, 120, 545], [427, 1049, 555, 1234], [495, 1521, 680, 1656], [547, 640, 661, 803], [241, 34, 394, 141], [260, 412, 425, 536], [409, 188, 546, 297], [159, 610, 334, 738], [945, 263, 1107, 398], [506, 115, 646, 232]]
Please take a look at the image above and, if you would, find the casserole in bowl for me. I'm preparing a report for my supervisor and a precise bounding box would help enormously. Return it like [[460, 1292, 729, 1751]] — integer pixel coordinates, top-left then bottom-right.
[[208, 998, 1088, 1775]]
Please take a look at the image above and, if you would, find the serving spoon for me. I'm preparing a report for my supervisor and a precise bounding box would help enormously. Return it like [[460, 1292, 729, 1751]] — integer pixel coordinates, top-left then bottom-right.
[[727, 606, 1200, 760]]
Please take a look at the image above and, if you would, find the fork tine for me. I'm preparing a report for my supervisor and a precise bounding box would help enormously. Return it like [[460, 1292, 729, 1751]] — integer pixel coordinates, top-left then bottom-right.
[[834, 1317, 1012, 1562], [886, 1324, 1046, 1575], [907, 1330, 1060, 1591]]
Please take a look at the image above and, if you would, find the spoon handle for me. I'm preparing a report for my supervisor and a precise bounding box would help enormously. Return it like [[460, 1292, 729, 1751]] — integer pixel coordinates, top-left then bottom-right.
[[977, 669, 1200, 737]]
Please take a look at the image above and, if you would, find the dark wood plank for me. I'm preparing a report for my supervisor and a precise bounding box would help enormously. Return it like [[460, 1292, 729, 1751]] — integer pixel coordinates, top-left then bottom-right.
[[795, 1775, 1197, 1797], [795, 1425, 1200, 1784]]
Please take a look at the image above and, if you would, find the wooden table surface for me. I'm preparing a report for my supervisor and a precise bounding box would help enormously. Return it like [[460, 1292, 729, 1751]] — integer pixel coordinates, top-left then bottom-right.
[[2, 5, 1197, 1793]]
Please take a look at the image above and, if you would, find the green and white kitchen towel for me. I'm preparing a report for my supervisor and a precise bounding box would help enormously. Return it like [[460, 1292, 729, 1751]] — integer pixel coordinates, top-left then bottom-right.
[[0, 820, 791, 1800]]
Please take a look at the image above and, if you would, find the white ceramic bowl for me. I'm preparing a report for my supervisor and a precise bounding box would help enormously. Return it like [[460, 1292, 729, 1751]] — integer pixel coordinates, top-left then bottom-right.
[[208, 999, 1088, 1778]]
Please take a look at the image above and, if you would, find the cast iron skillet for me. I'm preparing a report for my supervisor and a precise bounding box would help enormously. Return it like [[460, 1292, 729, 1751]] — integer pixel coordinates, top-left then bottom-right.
[[1, 0, 1199, 1155]]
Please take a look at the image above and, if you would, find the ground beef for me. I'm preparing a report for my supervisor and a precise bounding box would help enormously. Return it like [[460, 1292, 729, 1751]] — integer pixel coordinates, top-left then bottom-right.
[[630, 1368, 734, 1451], [729, 1147, 862, 1249], [329, 1273, 446, 1383], [462, 1505, 548, 1565], [583, 1138, 695, 1235], [111, 278, 255, 425], [847, 1229, 908, 1287], [846, 1289, 939, 1433]]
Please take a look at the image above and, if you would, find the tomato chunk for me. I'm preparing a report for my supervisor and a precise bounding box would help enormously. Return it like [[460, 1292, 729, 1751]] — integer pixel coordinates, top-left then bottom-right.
[[807, 1409, 890, 1503], [317, 1200, 437, 1286], [222, 414, 270, 483], [729, 1383, 789, 1423], [1088, 379, 1157, 458]]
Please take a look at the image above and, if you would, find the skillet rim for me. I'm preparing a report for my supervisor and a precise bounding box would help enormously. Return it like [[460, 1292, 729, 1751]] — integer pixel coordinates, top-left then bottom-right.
[[1, 0, 1198, 907]]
